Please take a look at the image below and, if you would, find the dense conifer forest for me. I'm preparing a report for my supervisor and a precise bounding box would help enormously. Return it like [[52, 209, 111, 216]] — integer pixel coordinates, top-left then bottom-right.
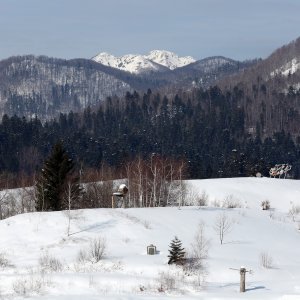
[[1, 85, 300, 188]]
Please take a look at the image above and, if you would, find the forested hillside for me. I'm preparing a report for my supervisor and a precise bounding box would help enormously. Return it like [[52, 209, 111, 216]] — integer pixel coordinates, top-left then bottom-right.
[[1, 86, 300, 189], [0, 55, 256, 120], [0, 56, 134, 119], [219, 37, 300, 139], [0, 38, 300, 187]]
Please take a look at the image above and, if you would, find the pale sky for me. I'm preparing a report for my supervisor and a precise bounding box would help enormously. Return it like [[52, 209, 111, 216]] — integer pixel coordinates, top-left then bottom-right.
[[0, 0, 299, 61]]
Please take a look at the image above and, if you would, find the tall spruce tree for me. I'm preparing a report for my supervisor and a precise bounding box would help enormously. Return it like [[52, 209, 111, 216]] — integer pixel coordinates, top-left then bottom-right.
[[36, 142, 80, 211], [167, 236, 185, 265]]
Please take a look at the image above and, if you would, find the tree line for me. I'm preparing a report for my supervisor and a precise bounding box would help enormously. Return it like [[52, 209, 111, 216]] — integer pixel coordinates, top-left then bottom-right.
[[33, 142, 188, 213]]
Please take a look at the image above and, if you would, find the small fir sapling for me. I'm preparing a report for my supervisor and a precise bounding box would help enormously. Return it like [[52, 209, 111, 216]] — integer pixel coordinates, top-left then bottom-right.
[[168, 236, 185, 265]]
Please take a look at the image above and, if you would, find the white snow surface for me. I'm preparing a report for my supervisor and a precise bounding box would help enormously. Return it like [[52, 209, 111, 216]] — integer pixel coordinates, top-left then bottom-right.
[[91, 50, 195, 73], [1, 177, 300, 299], [145, 50, 195, 70], [270, 58, 300, 77]]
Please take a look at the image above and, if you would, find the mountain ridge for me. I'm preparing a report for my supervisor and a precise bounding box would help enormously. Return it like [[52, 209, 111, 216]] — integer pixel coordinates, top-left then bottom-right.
[[0, 53, 255, 119], [3, 36, 299, 121], [92, 50, 196, 74]]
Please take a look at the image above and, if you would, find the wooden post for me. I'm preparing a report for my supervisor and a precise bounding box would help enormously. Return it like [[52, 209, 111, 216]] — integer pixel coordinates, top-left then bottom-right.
[[240, 267, 246, 292], [230, 266, 252, 293], [111, 195, 114, 208]]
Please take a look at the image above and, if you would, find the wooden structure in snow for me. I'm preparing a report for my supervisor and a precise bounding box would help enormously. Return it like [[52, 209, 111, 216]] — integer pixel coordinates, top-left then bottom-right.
[[230, 266, 252, 293], [112, 184, 128, 208], [147, 244, 157, 255]]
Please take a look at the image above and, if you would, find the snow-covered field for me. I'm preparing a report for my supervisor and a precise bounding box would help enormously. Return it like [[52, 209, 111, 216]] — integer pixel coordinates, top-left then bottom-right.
[[1, 177, 300, 299]]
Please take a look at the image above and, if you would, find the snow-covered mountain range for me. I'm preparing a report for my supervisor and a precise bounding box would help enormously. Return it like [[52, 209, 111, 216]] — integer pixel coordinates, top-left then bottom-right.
[[92, 50, 196, 74], [2, 37, 298, 120], [0, 53, 252, 119]]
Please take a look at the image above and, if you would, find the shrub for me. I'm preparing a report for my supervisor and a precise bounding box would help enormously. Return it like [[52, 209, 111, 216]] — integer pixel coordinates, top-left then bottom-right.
[[0, 252, 11, 268], [76, 248, 89, 264], [197, 191, 209, 207], [13, 277, 41, 296], [183, 254, 203, 275], [288, 205, 300, 221], [89, 237, 106, 263], [39, 252, 63, 272], [77, 237, 107, 265], [212, 199, 221, 207], [12, 271, 49, 296], [260, 251, 273, 268], [157, 270, 177, 292], [261, 200, 270, 210], [222, 195, 241, 208]]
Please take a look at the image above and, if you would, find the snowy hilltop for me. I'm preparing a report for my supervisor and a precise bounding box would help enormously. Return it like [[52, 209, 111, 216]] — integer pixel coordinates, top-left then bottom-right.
[[1, 177, 300, 299], [91, 50, 196, 74], [146, 50, 196, 70], [270, 58, 300, 77]]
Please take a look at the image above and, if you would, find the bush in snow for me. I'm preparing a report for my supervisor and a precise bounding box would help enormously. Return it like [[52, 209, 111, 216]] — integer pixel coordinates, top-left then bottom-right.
[[13, 277, 43, 296], [157, 270, 177, 292], [76, 237, 107, 264], [222, 194, 241, 208], [0, 252, 12, 268], [0, 187, 36, 220], [260, 251, 273, 269], [12, 270, 50, 296], [211, 198, 221, 208], [197, 190, 209, 207], [89, 237, 106, 263], [184, 189, 208, 207], [261, 200, 270, 210], [77, 248, 89, 264], [39, 252, 63, 273], [288, 205, 300, 222]]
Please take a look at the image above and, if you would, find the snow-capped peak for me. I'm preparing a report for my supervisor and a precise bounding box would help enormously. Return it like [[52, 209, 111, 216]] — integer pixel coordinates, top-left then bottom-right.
[[92, 52, 167, 74], [146, 50, 196, 70], [91, 50, 196, 74]]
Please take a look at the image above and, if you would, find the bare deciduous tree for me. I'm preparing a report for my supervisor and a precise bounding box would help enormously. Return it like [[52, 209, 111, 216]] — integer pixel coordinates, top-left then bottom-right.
[[191, 221, 210, 260], [177, 160, 187, 209], [213, 212, 233, 245], [259, 251, 273, 269], [82, 181, 113, 208], [0, 189, 9, 220]]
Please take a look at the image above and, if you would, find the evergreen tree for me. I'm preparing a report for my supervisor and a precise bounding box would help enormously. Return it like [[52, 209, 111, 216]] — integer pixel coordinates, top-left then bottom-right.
[[167, 236, 185, 265], [36, 142, 80, 211]]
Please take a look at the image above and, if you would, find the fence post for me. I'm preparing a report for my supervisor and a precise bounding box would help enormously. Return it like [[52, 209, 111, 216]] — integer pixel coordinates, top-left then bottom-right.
[[240, 267, 246, 292]]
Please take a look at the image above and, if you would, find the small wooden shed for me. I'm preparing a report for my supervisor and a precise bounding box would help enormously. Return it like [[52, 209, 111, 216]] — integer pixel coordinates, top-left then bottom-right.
[[147, 244, 157, 255]]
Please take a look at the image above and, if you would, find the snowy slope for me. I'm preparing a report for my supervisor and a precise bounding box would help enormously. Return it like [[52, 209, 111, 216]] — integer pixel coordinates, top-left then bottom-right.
[[146, 50, 195, 70], [91, 52, 168, 74], [1, 177, 300, 299], [91, 50, 195, 74], [270, 58, 300, 77]]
